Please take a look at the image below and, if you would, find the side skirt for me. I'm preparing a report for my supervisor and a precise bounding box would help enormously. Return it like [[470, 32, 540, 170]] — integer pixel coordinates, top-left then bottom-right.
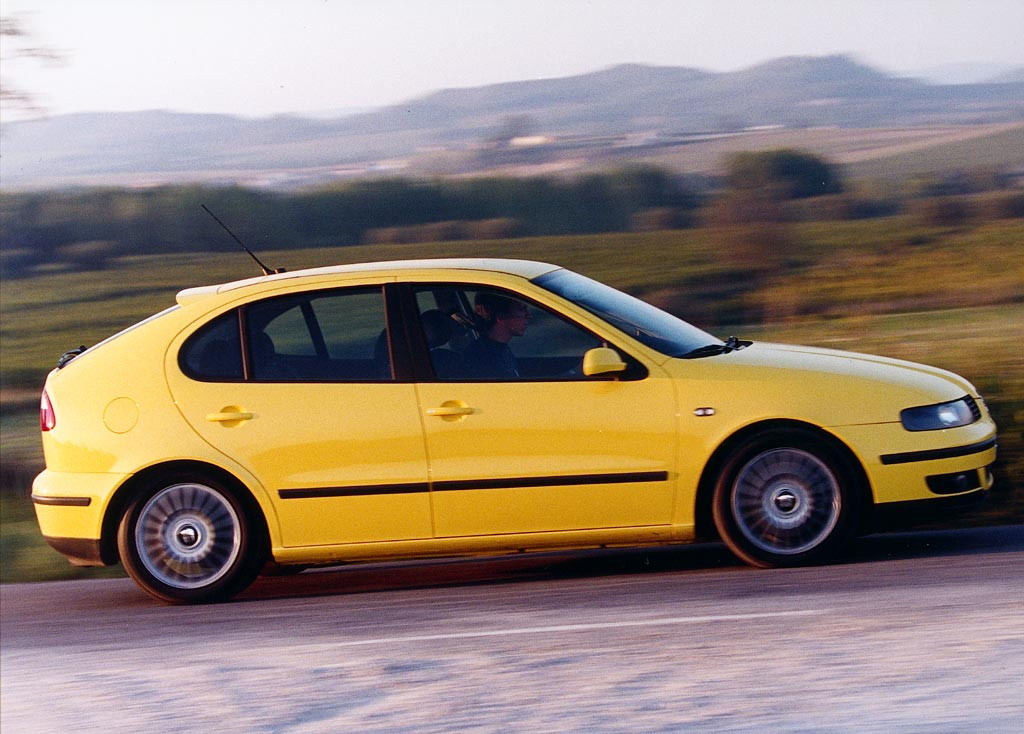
[[271, 524, 695, 567]]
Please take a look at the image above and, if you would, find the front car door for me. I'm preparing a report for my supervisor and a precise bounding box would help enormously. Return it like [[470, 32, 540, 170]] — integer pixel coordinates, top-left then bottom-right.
[[406, 279, 679, 539]]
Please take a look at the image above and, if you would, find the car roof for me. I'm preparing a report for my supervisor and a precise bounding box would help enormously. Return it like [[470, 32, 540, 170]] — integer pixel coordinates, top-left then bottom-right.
[[176, 258, 562, 306]]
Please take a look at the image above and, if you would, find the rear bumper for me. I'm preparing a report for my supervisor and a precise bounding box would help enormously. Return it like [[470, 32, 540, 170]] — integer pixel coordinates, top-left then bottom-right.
[[40, 536, 106, 566], [32, 469, 125, 566]]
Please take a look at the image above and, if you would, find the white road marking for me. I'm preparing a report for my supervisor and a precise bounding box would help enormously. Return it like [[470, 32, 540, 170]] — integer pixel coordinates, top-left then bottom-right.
[[327, 609, 827, 648]]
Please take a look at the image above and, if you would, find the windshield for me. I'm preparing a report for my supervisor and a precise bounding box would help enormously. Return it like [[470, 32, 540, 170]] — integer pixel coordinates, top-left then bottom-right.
[[533, 269, 721, 357]]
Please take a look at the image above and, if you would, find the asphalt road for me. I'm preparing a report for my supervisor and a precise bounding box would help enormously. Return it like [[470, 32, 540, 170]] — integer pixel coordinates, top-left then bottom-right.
[[2, 526, 1023, 734]]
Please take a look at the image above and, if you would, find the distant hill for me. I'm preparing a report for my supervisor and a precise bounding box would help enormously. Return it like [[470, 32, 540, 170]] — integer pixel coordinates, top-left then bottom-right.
[[3, 55, 1023, 190], [986, 67, 1024, 84], [910, 62, 1023, 85]]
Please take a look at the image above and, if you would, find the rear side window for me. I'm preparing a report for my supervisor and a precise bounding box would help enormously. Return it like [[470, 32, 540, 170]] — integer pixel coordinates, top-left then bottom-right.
[[246, 288, 392, 381], [179, 312, 243, 381]]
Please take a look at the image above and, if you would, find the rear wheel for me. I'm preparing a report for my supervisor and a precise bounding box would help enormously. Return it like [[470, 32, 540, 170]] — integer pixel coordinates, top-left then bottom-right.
[[117, 474, 263, 603], [712, 430, 861, 567]]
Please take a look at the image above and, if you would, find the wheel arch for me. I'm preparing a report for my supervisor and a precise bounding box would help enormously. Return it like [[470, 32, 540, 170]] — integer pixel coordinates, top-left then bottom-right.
[[693, 418, 873, 542], [99, 459, 271, 567]]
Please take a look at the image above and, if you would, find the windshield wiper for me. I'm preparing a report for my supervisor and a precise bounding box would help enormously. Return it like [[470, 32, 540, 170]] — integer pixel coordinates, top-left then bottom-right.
[[680, 336, 752, 359]]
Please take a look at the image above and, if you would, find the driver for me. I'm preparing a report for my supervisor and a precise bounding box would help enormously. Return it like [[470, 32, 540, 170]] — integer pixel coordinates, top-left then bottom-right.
[[463, 294, 531, 379]]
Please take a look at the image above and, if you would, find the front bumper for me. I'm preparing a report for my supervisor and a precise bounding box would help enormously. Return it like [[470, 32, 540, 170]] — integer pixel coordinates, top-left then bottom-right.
[[879, 437, 998, 468], [869, 484, 991, 531], [837, 420, 997, 505]]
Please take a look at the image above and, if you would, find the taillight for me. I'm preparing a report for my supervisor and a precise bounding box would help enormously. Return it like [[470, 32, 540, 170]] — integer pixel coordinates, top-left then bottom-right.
[[40, 390, 56, 431]]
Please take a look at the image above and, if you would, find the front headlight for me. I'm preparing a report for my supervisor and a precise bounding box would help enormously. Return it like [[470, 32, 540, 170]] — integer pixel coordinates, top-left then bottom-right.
[[901, 396, 980, 432]]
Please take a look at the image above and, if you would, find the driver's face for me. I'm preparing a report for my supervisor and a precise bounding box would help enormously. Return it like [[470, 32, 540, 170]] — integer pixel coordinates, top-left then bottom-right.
[[502, 304, 531, 336]]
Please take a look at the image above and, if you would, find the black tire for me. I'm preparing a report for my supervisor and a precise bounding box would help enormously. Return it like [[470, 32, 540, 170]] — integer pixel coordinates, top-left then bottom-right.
[[712, 429, 862, 567], [117, 473, 264, 603]]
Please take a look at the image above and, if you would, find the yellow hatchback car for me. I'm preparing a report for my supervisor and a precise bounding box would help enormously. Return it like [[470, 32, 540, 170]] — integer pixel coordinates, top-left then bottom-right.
[[33, 259, 997, 603]]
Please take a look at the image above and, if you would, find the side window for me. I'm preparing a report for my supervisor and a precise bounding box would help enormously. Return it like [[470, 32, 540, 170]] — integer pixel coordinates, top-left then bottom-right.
[[414, 285, 602, 381], [246, 288, 391, 381], [314, 291, 389, 362], [179, 311, 244, 381], [261, 304, 316, 358]]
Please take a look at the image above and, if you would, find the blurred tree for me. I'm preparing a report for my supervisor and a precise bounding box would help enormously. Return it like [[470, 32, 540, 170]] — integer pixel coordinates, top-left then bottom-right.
[[910, 196, 974, 227], [0, 165, 699, 275], [985, 192, 1024, 219], [487, 115, 533, 148], [1, 15, 64, 117], [726, 149, 842, 199], [703, 175, 795, 322]]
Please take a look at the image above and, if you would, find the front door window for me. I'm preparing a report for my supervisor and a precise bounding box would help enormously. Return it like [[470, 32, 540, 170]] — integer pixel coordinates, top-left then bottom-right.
[[413, 285, 603, 381]]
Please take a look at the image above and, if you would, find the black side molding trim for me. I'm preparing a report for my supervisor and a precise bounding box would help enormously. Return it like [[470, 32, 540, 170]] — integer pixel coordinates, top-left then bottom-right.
[[278, 471, 670, 499], [31, 494, 92, 507], [279, 483, 429, 499], [432, 471, 669, 493], [880, 437, 997, 466]]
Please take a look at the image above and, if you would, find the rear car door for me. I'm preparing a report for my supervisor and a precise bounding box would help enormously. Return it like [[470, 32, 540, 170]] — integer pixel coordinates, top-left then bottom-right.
[[166, 282, 432, 547]]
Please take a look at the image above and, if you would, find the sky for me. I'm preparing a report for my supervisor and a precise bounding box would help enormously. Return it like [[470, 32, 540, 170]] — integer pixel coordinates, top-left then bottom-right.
[[3, 0, 1023, 120]]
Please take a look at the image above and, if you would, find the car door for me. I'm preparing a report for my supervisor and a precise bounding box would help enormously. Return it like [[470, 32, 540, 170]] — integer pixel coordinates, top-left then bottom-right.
[[166, 283, 432, 547], [409, 283, 679, 538]]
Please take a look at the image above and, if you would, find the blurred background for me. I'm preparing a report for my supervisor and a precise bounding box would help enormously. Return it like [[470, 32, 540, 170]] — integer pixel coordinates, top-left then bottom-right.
[[2, 0, 1022, 582]]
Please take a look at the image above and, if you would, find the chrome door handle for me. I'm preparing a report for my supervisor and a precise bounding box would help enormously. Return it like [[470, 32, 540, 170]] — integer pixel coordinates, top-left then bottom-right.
[[426, 406, 475, 417], [206, 411, 254, 423]]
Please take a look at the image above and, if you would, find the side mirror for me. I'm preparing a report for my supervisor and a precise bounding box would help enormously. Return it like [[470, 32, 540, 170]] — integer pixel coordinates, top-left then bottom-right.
[[583, 347, 627, 377]]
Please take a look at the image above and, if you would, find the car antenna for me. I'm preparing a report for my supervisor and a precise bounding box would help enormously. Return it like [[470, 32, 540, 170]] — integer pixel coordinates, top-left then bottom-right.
[[201, 204, 285, 275]]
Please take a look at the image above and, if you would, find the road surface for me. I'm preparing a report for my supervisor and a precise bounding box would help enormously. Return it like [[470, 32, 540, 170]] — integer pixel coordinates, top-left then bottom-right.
[[2, 526, 1023, 733]]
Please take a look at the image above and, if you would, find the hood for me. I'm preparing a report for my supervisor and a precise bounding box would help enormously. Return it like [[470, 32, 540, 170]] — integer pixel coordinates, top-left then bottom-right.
[[745, 343, 976, 395], [663, 342, 977, 427]]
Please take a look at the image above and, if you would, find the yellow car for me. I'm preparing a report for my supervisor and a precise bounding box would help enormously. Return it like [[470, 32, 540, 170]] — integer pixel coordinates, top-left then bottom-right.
[[33, 259, 997, 603]]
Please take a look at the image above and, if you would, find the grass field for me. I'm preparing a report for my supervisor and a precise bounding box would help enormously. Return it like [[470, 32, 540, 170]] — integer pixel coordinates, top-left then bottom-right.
[[412, 123, 1024, 183], [2, 218, 1022, 582], [844, 124, 1024, 180], [629, 123, 1024, 179]]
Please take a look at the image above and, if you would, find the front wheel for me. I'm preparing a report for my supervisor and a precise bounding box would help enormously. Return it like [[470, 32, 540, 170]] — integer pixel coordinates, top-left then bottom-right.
[[712, 431, 861, 567], [117, 475, 263, 603]]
